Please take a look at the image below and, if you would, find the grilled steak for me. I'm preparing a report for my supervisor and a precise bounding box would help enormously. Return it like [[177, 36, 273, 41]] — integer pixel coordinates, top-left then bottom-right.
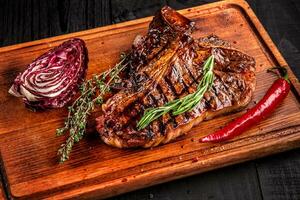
[[96, 6, 256, 148]]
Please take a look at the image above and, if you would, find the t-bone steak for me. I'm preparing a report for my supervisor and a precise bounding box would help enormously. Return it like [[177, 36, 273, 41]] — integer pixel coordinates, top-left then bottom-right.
[[96, 6, 256, 148]]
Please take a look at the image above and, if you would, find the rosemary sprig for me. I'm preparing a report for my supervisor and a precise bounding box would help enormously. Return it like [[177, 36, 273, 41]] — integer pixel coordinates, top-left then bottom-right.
[[137, 55, 215, 130], [56, 53, 127, 163]]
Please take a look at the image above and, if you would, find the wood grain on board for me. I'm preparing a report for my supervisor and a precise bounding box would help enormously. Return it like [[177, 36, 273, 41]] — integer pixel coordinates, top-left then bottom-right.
[[255, 150, 300, 200], [0, 0, 300, 199], [0, 181, 6, 200]]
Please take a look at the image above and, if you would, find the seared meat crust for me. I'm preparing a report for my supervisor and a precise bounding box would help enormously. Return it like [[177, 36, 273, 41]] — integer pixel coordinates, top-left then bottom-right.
[[96, 6, 256, 148]]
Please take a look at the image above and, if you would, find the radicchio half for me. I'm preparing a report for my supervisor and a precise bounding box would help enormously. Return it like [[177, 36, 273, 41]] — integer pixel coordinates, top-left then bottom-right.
[[9, 38, 88, 109]]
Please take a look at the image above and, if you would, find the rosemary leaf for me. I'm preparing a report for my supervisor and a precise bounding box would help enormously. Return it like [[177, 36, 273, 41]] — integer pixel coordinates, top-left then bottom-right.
[[137, 55, 215, 130]]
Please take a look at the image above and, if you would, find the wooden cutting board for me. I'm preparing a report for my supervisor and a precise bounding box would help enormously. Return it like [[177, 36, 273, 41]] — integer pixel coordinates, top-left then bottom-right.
[[1, 0, 300, 199], [0, 180, 6, 200]]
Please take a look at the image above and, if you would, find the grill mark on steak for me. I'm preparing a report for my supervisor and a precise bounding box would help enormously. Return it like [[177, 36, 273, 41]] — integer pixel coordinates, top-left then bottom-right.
[[207, 85, 223, 111], [166, 58, 200, 127], [182, 52, 204, 81], [162, 77, 180, 100], [212, 78, 232, 108], [167, 42, 198, 92], [96, 6, 256, 148], [222, 73, 244, 103], [157, 78, 176, 102], [152, 76, 182, 130], [136, 93, 157, 140], [177, 57, 198, 86], [142, 92, 156, 112], [149, 88, 168, 135], [144, 95, 158, 139], [214, 72, 236, 102], [154, 85, 169, 135], [165, 70, 184, 95], [148, 93, 177, 136], [179, 51, 200, 83]]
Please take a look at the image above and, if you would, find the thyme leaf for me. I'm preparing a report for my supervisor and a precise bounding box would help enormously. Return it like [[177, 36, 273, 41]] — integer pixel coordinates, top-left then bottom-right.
[[57, 53, 128, 163]]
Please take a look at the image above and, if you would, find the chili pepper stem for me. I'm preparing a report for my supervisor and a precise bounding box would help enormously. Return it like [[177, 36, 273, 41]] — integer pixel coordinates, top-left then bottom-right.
[[267, 66, 290, 83]]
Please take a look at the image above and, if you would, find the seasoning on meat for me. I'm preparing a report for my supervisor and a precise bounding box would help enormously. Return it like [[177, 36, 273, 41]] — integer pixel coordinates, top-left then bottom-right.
[[96, 6, 256, 148]]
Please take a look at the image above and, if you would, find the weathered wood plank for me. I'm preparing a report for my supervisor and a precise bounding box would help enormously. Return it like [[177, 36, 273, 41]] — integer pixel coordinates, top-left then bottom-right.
[[110, 162, 262, 200], [0, 181, 6, 200], [167, 0, 217, 9], [0, 0, 112, 47], [56, 0, 112, 33], [111, 0, 167, 23], [248, 0, 300, 78], [248, 1, 300, 199], [0, 0, 62, 46], [256, 151, 300, 200], [0, 161, 8, 200]]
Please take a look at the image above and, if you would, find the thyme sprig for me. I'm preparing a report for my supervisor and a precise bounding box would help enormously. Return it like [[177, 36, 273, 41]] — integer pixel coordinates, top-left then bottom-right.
[[56, 53, 127, 163], [137, 55, 215, 130]]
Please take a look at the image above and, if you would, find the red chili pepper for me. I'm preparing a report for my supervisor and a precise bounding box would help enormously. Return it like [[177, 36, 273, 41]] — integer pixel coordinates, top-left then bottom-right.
[[200, 66, 290, 143]]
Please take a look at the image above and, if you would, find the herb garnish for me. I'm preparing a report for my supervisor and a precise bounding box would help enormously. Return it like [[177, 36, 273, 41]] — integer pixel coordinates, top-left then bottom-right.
[[137, 55, 215, 130], [56, 53, 127, 163]]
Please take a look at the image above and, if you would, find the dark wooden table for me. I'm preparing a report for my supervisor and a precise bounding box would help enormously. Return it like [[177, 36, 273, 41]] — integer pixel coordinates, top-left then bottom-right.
[[1, 0, 300, 199]]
